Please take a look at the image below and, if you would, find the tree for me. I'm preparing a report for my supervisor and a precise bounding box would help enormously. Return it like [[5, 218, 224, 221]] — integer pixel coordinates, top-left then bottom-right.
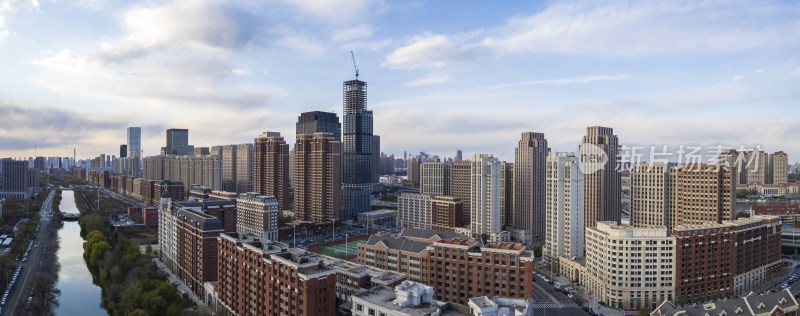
[[735, 212, 751, 219], [638, 308, 651, 316], [145, 244, 152, 255]]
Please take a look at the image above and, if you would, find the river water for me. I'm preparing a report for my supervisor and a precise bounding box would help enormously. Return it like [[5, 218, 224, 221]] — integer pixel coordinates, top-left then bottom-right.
[[53, 190, 107, 316]]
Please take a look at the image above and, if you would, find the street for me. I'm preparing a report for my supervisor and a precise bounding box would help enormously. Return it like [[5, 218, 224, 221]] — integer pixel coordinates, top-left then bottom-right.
[[530, 268, 589, 316], [3, 188, 56, 315]]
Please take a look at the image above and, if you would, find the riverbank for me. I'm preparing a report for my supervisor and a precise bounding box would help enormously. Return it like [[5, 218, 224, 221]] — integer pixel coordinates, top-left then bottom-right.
[[73, 188, 193, 316]]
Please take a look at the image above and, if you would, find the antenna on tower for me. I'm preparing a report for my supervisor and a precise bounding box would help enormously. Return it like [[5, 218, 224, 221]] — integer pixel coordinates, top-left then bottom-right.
[[350, 50, 359, 80]]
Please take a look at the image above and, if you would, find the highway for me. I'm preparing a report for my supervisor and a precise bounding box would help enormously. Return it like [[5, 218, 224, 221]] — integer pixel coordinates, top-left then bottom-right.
[[3, 188, 56, 315]]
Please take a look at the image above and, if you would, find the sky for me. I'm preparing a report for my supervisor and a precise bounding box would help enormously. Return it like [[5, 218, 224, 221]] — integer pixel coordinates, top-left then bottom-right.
[[1, 0, 799, 163]]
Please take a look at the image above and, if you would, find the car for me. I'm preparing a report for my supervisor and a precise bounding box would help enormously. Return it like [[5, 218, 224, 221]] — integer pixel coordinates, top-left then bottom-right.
[[555, 285, 561, 289], [172, 281, 179, 286], [568, 294, 574, 299], [782, 283, 789, 288], [22, 258, 27, 262], [27, 296, 32, 304]]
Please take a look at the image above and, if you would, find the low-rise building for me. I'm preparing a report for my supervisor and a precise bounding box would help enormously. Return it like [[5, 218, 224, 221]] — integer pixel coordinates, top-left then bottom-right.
[[351, 281, 465, 316], [653, 289, 799, 316], [358, 228, 465, 283], [357, 209, 397, 228]]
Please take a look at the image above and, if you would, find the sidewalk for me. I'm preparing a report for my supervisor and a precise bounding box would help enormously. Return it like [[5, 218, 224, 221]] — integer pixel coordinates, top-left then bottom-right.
[[150, 255, 215, 314]]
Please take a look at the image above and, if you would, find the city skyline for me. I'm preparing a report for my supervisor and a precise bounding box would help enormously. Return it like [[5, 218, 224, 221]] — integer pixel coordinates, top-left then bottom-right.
[[1, 1, 800, 162]]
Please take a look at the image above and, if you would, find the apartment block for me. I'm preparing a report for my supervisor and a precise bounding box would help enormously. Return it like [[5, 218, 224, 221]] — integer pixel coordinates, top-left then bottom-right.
[[544, 152, 584, 269], [431, 196, 463, 232], [175, 208, 223, 297], [769, 151, 789, 184], [407, 156, 421, 188], [582, 126, 621, 227], [675, 164, 734, 225], [294, 132, 341, 223], [397, 193, 434, 230], [426, 239, 535, 305], [254, 132, 290, 210], [420, 160, 450, 196], [357, 228, 464, 283], [450, 160, 472, 227], [746, 149, 769, 185], [630, 163, 677, 230], [235, 192, 279, 241], [217, 233, 336, 316], [470, 154, 506, 242]]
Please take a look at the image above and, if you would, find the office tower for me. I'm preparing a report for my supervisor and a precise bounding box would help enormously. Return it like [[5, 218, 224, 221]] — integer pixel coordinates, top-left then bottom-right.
[[675, 163, 734, 225], [470, 154, 505, 241], [450, 160, 472, 226], [431, 196, 463, 232], [127, 127, 141, 158], [419, 159, 449, 196], [544, 152, 584, 268], [372, 135, 380, 184], [194, 147, 210, 156], [0, 160, 30, 196], [119, 144, 127, 158], [746, 148, 768, 184], [235, 143, 253, 193], [513, 132, 549, 244], [769, 151, 788, 184], [165, 128, 190, 156], [296, 111, 341, 141], [406, 156, 421, 188], [294, 133, 341, 223], [236, 193, 279, 241], [582, 126, 621, 228], [254, 132, 290, 211], [221, 145, 237, 192], [34, 157, 45, 171], [341, 78, 375, 220], [630, 162, 677, 230], [455, 150, 462, 162]]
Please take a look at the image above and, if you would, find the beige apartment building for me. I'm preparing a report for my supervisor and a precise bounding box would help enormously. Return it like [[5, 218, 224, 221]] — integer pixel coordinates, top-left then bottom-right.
[[513, 132, 548, 245], [630, 163, 677, 230], [450, 160, 472, 226], [544, 152, 584, 269], [675, 164, 734, 225], [420, 160, 450, 196], [582, 126, 621, 228], [769, 151, 788, 184], [253, 131, 290, 210]]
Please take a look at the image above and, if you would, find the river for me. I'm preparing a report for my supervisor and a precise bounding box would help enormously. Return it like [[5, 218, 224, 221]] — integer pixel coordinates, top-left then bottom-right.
[[53, 190, 108, 316]]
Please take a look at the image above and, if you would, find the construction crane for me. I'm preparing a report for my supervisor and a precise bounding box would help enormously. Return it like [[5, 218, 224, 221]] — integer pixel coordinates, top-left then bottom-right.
[[350, 50, 359, 80]]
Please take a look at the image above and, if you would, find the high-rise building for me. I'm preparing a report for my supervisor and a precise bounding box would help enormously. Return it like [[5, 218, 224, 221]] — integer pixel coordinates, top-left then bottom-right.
[[450, 160, 472, 227], [193, 147, 210, 156], [296, 111, 341, 142], [769, 151, 789, 184], [630, 162, 677, 230], [341, 79, 376, 220], [746, 149, 769, 184], [127, 127, 141, 158], [581, 126, 621, 228], [254, 132, 290, 211], [372, 135, 380, 185], [470, 154, 506, 242], [0, 159, 32, 198], [420, 159, 449, 196], [500, 161, 514, 230], [119, 144, 128, 158], [455, 150, 462, 162], [675, 164, 734, 225], [406, 156, 421, 188], [221, 144, 237, 192], [235, 143, 253, 193], [175, 208, 224, 297], [235, 193, 279, 241], [513, 132, 548, 245], [543, 152, 584, 269], [294, 133, 341, 223], [166, 128, 190, 156]]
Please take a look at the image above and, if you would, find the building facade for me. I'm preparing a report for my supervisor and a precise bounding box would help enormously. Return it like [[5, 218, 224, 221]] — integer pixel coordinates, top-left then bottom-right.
[[675, 164, 734, 225], [470, 154, 506, 241], [254, 131, 290, 210], [420, 160, 450, 196], [294, 132, 341, 223], [341, 79, 376, 219], [450, 160, 472, 227], [431, 196, 463, 232], [513, 132, 548, 244], [235, 192, 279, 241], [175, 208, 224, 297], [544, 152, 584, 268], [630, 163, 677, 230], [296, 111, 341, 142], [166, 128, 190, 156], [397, 193, 434, 230], [582, 126, 621, 228]]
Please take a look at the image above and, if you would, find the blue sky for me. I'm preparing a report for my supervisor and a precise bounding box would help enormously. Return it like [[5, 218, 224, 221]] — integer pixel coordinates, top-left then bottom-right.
[[1, 0, 799, 163]]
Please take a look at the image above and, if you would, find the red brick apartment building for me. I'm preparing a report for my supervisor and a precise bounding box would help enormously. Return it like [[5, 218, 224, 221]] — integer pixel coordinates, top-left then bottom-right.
[[175, 209, 224, 297], [674, 215, 782, 305], [217, 233, 336, 316], [426, 239, 534, 305]]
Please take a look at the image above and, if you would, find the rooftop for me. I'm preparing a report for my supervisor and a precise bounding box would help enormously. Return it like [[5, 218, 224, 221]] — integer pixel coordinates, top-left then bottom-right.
[[654, 289, 799, 316]]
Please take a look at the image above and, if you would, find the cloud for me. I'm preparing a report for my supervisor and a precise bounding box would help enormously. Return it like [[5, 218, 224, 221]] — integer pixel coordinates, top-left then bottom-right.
[[0, 0, 40, 39], [383, 1, 799, 69], [382, 33, 486, 69], [733, 75, 743, 81], [406, 72, 450, 86], [281, 0, 375, 25], [491, 75, 627, 88]]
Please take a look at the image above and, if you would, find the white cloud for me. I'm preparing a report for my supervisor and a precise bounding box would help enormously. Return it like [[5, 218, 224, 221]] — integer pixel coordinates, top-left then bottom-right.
[[733, 75, 743, 81], [382, 33, 485, 70], [383, 1, 799, 69], [232, 68, 252, 75], [406, 72, 450, 86], [491, 75, 627, 88], [0, 0, 39, 39]]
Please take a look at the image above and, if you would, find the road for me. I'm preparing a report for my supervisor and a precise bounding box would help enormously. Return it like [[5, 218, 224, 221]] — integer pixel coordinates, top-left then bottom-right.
[[3, 188, 55, 315], [530, 268, 589, 316]]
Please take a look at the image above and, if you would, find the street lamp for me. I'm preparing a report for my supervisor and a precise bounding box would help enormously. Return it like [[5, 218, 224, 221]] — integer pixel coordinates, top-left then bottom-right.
[[345, 233, 349, 257]]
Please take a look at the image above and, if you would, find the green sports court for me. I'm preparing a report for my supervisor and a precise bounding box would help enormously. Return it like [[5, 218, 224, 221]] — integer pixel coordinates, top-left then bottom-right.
[[316, 240, 365, 258]]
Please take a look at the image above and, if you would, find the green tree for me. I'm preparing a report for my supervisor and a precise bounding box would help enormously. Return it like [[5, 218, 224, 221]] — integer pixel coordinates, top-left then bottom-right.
[[89, 241, 111, 267], [145, 244, 152, 255]]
